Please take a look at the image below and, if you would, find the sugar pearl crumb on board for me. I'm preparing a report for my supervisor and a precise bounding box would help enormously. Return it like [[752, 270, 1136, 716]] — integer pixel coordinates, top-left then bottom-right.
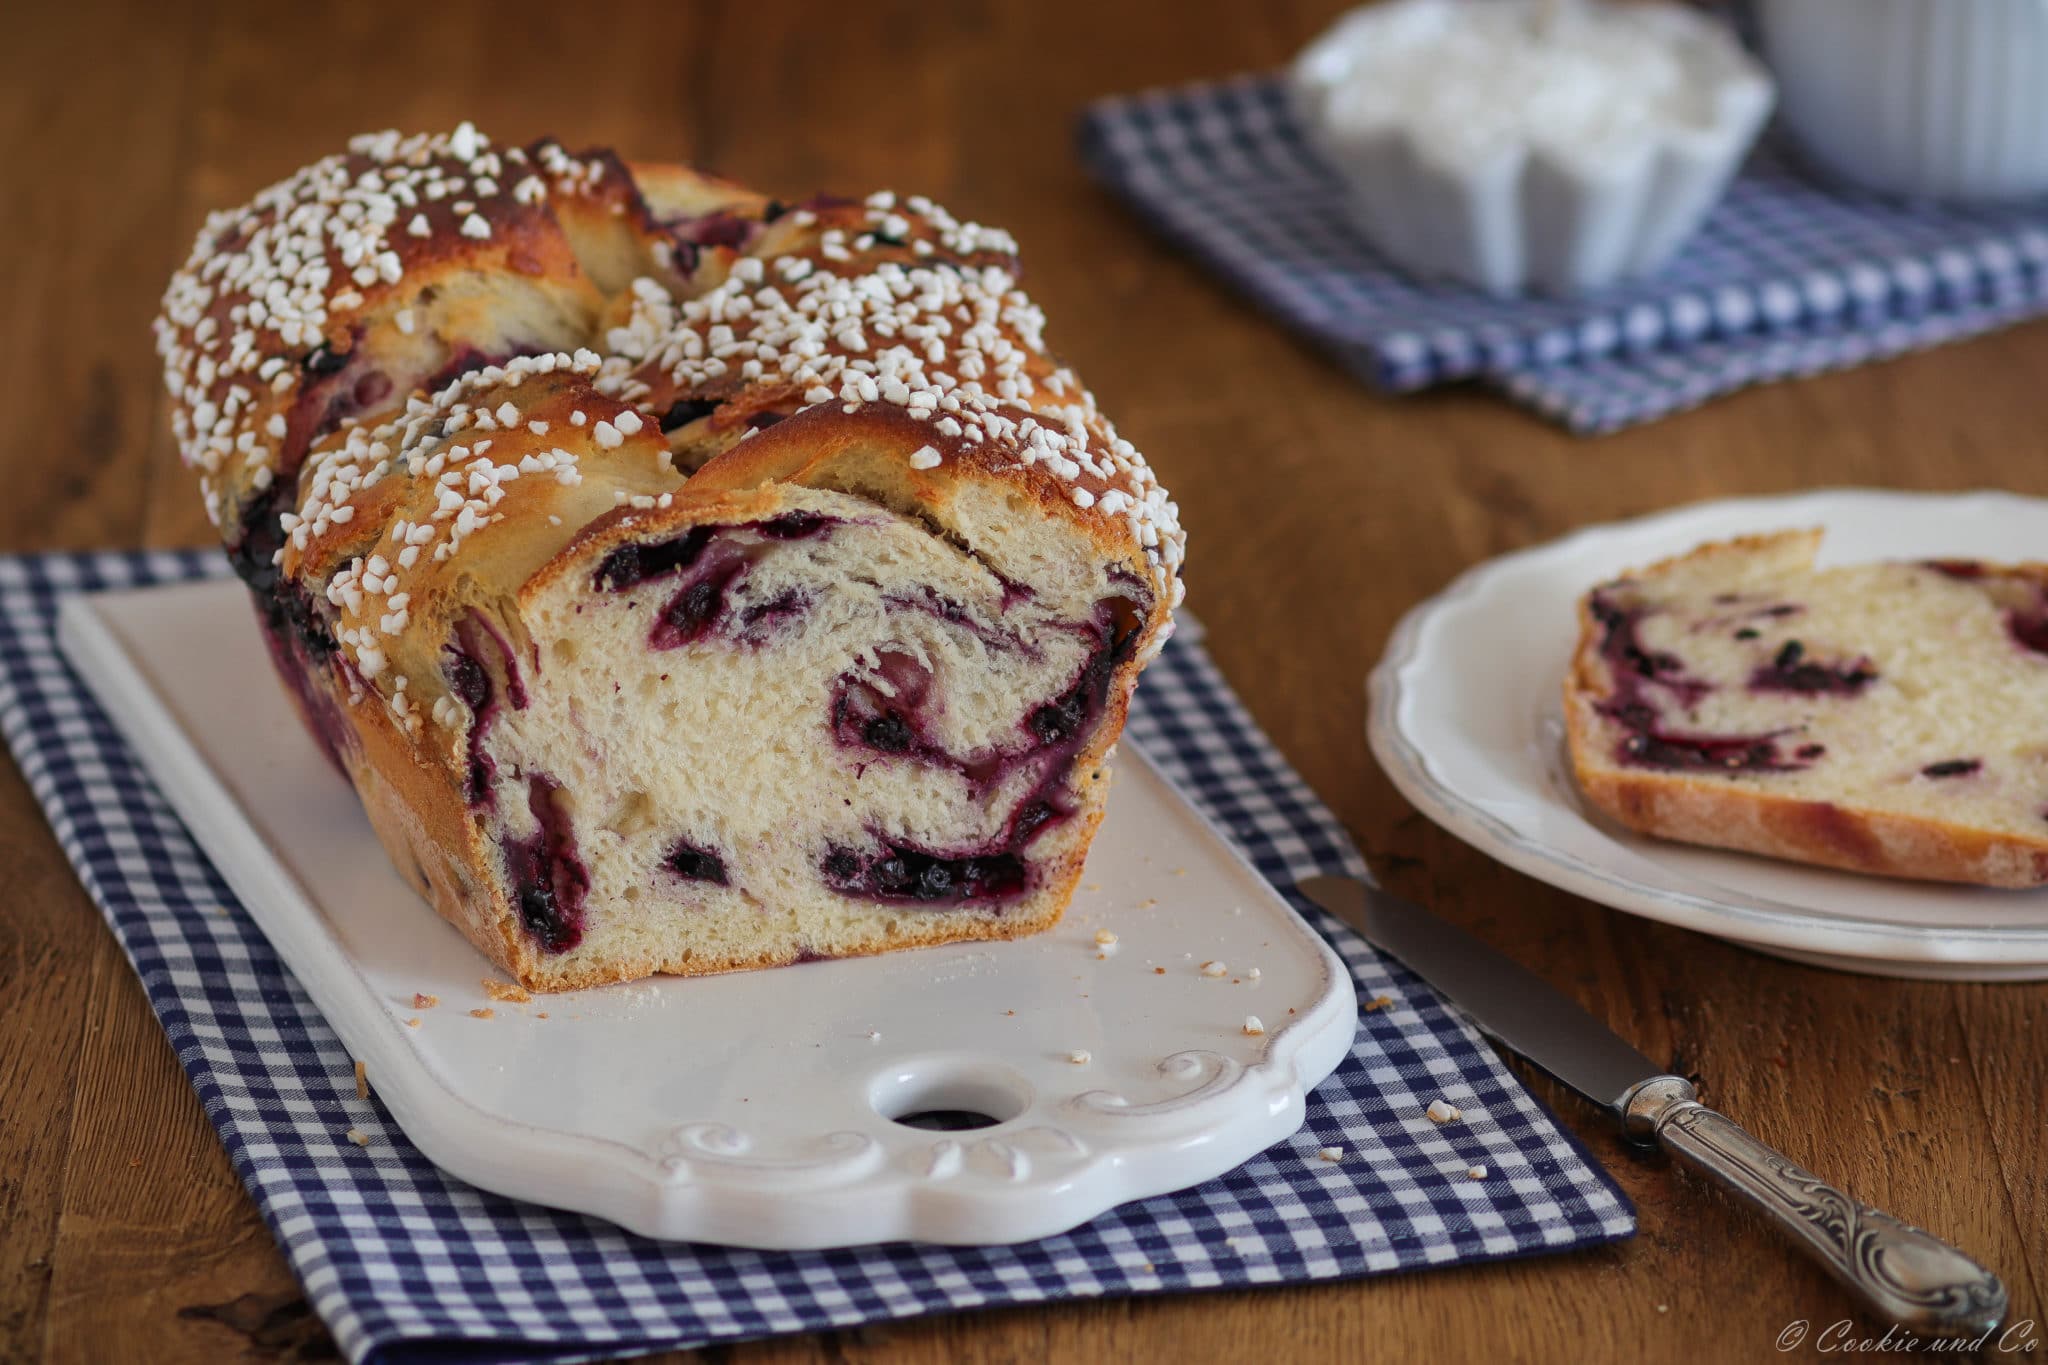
[[1199, 960, 1227, 978], [1067, 1050, 1091, 1065], [346, 1128, 370, 1148], [1426, 1098, 1463, 1125], [1242, 1016, 1265, 1036], [412, 993, 438, 1010], [353, 1060, 369, 1100], [469, 1007, 495, 1020], [1094, 929, 1118, 946], [482, 978, 532, 1003], [1317, 1146, 1344, 1163], [866, 1029, 882, 1043]]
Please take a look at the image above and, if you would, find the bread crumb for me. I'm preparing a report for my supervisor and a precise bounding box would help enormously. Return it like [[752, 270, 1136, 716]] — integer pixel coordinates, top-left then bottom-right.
[[1426, 1098, 1462, 1124], [469, 1007, 495, 1020], [1153, 966, 1166, 975], [1083, 882, 1101, 892], [1199, 960, 1227, 978], [1467, 1164, 1488, 1180], [346, 1128, 370, 1147], [1364, 994, 1393, 1012], [1094, 929, 1119, 946], [412, 993, 439, 1010], [536, 1012, 548, 1019], [1242, 1016, 1265, 1036], [482, 978, 532, 1004], [1317, 1146, 1343, 1162], [1138, 897, 1158, 908], [404, 1017, 420, 1028], [1067, 1050, 1091, 1064], [353, 1060, 368, 1100]]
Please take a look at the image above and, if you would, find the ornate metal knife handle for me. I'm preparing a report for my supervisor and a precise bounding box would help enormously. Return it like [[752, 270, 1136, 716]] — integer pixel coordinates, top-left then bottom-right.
[[1623, 1076, 2007, 1337]]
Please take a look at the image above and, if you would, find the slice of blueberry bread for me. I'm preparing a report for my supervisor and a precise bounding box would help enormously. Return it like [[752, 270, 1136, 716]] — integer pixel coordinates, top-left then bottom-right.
[[1565, 530, 2048, 887], [156, 125, 1183, 989]]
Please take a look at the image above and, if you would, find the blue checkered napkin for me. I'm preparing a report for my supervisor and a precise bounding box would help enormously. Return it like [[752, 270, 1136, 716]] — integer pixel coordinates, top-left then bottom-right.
[[1078, 76, 2048, 433], [1, 551, 1632, 1365]]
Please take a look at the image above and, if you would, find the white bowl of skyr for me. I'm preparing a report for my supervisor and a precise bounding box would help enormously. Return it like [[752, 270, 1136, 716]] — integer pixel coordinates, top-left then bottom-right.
[[1291, 0, 1774, 297]]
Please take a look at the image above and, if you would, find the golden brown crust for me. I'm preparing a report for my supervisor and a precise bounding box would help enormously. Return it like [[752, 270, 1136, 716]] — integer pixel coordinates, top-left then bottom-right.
[[1566, 687, 2048, 887], [1564, 531, 2048, 888]]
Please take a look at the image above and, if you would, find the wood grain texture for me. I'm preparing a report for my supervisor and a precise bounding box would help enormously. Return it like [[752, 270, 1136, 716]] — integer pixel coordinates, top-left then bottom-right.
[[3, 0, 2044, 1360]]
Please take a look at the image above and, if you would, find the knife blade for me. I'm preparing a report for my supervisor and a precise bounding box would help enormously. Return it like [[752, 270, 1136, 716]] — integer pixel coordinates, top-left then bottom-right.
[[1297, 873, 1657, 1115], [1295, 874, 2007, 1337]]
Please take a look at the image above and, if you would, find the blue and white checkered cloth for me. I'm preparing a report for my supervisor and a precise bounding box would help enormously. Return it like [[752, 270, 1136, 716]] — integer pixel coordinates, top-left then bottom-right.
[[1079, 75, 2048, 433], [0, 551, 1632, 1365]]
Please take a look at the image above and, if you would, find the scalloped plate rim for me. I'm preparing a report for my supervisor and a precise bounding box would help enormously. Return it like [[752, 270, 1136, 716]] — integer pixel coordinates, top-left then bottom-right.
[[1369, 487, 2048, 978]]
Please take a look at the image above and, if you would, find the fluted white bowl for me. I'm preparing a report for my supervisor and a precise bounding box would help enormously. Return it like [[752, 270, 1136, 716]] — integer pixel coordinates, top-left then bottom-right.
[[1758, 0, 2048, 202], [1291, 0, 1774, 297]]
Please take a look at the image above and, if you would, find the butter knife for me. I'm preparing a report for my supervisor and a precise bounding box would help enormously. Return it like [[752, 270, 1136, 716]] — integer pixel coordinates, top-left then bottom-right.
[[1296, 874, 2007, 1336]]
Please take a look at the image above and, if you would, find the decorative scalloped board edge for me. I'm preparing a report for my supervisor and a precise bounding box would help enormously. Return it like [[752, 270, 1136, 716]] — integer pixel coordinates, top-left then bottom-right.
[[58, 579, 1357, 1247]]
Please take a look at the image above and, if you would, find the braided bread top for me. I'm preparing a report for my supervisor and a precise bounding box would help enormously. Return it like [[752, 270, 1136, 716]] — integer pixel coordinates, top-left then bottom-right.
[[154, 124, 1183, 737]]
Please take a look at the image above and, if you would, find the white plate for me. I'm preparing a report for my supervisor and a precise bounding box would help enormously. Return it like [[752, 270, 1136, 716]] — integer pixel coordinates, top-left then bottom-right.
[[1369, 488, 2048, 982], [57, 579, 1356, 1248]]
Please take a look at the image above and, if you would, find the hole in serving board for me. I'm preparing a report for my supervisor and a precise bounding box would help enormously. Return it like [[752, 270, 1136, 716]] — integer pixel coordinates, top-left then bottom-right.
[[868, 1059, 1031, 1132], [890, 1108, 1003, 1132]]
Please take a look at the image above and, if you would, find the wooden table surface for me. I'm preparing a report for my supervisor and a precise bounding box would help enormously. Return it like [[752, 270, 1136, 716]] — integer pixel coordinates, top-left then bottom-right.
[[5, 0, 2044, 1360]]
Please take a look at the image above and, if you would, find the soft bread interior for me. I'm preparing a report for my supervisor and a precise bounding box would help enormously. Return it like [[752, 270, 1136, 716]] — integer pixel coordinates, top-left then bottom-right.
[[1574, 532, 2048, 841], [484, 485, 1135, 980]]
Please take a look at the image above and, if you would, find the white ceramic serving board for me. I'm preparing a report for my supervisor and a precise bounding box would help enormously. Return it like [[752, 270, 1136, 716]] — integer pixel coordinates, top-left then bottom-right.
[[58, 579, 1356, 1248], [1371, 488, 2048, 981]]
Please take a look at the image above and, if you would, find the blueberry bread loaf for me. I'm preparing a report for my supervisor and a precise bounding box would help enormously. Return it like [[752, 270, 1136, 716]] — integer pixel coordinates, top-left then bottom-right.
[[154, 125, 1184, 989], [1565, 530, 2048, 887]]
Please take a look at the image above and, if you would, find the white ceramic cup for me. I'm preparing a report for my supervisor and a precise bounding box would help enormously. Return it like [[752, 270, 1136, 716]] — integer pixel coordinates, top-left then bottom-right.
[[1757, 0, 2048, 201]]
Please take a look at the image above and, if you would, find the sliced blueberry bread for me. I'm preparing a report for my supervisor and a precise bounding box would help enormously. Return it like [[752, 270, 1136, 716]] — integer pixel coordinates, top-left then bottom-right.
[[155, 126, 1183, 989], [1565, 530, 2048, 887]]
